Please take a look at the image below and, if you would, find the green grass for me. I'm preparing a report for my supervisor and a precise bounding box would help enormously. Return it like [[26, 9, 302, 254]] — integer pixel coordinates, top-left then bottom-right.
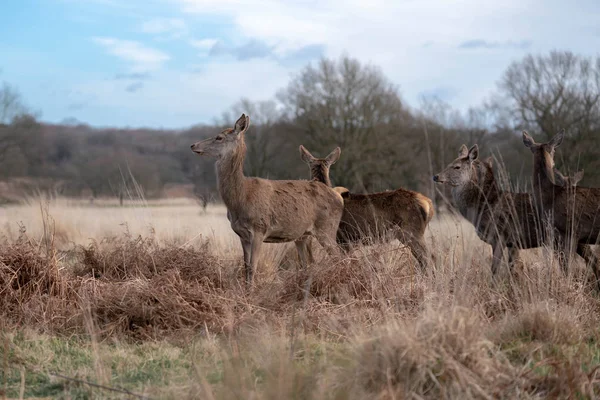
[[3, 329, 600, 399], [2, 331, 195, 399], [1, 330, 355, 399]]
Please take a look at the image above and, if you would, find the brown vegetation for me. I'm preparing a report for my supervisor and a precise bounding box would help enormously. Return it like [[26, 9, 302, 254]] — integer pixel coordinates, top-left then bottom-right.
[[2, 202, 600, 398]]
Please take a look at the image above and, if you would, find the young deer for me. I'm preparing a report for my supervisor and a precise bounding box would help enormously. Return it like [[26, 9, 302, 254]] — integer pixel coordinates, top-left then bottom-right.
[[191, 115, 344, 284], [433, 144, 583, 275], [299, 145, 434, 269], [522, 131, 600, 287]]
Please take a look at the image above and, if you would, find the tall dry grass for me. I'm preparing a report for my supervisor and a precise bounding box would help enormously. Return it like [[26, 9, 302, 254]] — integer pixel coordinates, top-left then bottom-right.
[[1, 196, 600, 398]]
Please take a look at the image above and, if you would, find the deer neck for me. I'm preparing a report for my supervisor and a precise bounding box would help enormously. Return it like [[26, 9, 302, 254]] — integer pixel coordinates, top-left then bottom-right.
[[531, 150, 559, 203], [479, 164, 500, 203], [452, 164, 499, 224], [311, 165, 331, 186], [215, 140, 247, 211]]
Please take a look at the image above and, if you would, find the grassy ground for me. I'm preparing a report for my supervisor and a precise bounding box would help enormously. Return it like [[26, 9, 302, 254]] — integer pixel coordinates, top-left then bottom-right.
[[1, 196, 600, 399]]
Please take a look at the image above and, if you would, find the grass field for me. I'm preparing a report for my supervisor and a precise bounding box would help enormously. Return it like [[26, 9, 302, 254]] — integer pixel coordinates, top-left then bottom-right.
[[1, 196, 600, 399]]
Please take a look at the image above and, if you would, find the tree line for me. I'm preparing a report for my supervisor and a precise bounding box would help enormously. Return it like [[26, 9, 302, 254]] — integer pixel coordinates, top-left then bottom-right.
[[0, 50, 599, 205]]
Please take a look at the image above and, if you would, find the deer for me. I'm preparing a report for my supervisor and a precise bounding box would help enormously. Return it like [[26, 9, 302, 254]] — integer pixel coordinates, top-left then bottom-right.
[[433, 143, 584, 275], [299, 145, 434, 269], [191, 114, 344, 284], [522, 131, 600, 288], [554, 169, 584, 187]]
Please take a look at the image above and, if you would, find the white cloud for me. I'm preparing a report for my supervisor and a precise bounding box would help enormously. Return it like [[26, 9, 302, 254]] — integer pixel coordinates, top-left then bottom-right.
[[170, 0, 537, 107], [92, 37, 170, 71], [189, 38, 219, 54], [64, 0, 600, 127], [139, 18, 188, 39], [193, 0, 542, 58], [190, 39, 218, 49], [72, 58, 291, 127], [167, 0, 600, 113]]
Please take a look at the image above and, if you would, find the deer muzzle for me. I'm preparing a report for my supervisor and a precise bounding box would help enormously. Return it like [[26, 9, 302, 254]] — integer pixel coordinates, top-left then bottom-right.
[[190, 143, 204, 155]]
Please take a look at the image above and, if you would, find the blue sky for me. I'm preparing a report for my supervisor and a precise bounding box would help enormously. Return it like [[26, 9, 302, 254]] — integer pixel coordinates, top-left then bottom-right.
[[1, 0, 599, 128]]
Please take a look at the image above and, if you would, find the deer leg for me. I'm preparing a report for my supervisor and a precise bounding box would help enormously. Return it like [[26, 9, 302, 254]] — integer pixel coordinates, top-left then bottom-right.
[[295, 237, 311, 270], [576, 243, 600, 292], [246, 234, 264, 285], [338, 239, 351, 254], [336, 228, 354, 254], [553, 232, 570, 274], [240, 238, 253, 284], [403, 236, 430, 271], [491, 241, 505, 276], [307, 238, 315, 264], [507, 246, 520, 271], [315, 231, 339, 258]]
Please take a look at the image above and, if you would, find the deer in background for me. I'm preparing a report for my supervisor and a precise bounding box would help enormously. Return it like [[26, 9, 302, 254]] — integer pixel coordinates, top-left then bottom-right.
[[523, 131, 600, 289], [554, 169, 584, 187], [191, 114, 344, 284], [300, 145, 434, 269], [433, 144, 585, 275], [193, 186, 211, 214]]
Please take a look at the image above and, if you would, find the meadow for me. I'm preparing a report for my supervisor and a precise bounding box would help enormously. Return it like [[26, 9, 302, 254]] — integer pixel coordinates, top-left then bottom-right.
[[1, 196, 599, 399]]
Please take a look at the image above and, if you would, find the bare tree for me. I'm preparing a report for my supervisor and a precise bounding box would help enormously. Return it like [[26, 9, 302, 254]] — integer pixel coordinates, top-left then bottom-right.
[[188, 163, 212, 212], [0, 81, 27, 124], [0, 81, 30, 163], [0, 114, 43, 177], [498, 51, 600, 184], [278, 55, 412, 191], [499, 51, 600, 136]]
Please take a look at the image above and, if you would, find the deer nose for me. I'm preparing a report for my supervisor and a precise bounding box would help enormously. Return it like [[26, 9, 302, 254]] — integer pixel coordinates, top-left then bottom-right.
[[190, 144, 194, 149], [433, 175, 439, 182]]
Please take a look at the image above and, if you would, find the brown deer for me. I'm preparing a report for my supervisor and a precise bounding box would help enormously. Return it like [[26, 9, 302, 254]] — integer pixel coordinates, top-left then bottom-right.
[[522, 131, 600, 287], [433, 144, 584, 275], [191, 115, 344, 284], [554, 169, 584, 187], [299, 145, 434, 269]]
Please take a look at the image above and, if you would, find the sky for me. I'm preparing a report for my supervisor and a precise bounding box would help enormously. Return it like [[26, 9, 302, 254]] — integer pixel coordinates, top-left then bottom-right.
[[1, 0, 599, 129]]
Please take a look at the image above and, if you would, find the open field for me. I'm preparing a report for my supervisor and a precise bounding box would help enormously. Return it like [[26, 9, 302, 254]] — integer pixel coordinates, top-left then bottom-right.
[[1, 197, 600, 399]]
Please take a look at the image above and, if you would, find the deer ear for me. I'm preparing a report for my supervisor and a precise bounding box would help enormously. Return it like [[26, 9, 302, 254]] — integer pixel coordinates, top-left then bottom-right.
[[326, 147, 341, 165], [573, 169, 584, 185], [234, 113, 249, 134], [550, 129, 564, 148], [485, 156, 493, 168], [299, 145, 315, 164], [458, 144, 469, 158], [522, 131, 536, 148], [468, 144, 479, 162]]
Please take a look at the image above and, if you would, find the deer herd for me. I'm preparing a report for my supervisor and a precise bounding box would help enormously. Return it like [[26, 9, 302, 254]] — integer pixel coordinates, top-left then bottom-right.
[[192, 113, 600, 289]]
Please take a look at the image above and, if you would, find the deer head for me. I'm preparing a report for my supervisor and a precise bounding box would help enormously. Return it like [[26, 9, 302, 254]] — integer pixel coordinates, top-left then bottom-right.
[[191, 114, 250, 158], [522, 130, 565, 185], [554, 169, 584, 187], [522, 130, 564, 166], [299, 145, 341, 187], [299, 145, 341, 168], [522, 130, 564, 155], [433, 144, 492, 187]]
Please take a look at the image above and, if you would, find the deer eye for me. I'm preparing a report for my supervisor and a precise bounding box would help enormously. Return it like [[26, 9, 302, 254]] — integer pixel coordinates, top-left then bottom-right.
[[453, 166, 461, 170], [215, 136, 223, 141]]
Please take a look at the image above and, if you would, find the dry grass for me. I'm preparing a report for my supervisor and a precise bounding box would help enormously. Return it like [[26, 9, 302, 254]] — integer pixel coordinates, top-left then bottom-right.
[[1, 196, 600, 399]]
